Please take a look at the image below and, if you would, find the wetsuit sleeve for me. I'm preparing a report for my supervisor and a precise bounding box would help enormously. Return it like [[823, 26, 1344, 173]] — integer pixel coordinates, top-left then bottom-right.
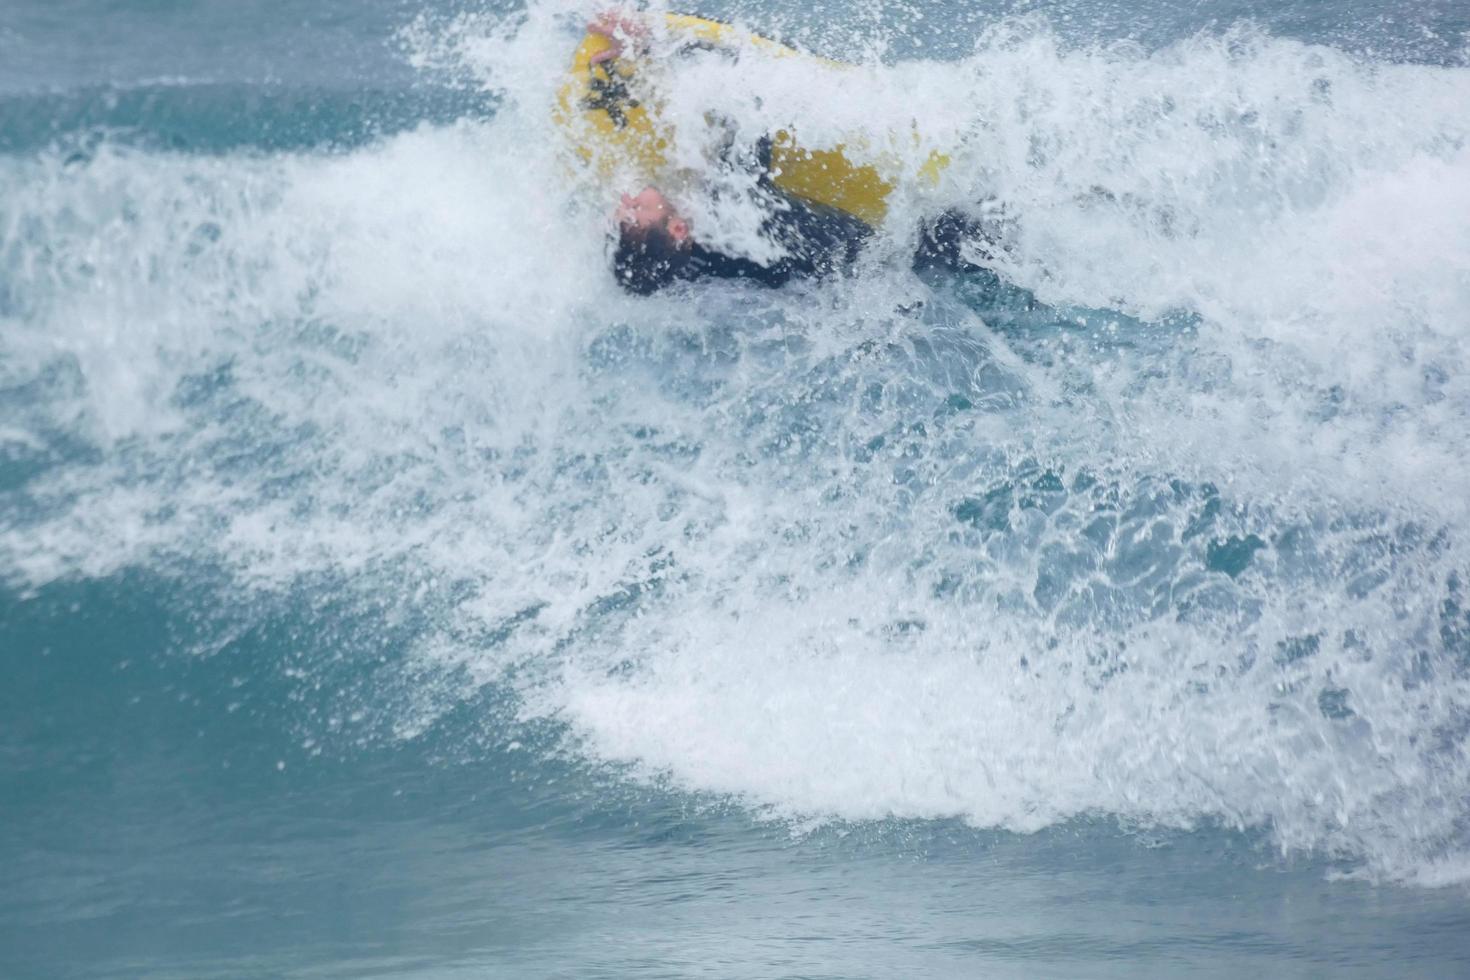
[[678, 194, 871, 289], [760, 192, 871, 279], [682, 243, 793, 288]]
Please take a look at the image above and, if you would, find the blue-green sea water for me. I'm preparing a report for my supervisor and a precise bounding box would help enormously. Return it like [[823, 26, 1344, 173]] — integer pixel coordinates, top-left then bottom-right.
[[4, 1, 1470, 976]]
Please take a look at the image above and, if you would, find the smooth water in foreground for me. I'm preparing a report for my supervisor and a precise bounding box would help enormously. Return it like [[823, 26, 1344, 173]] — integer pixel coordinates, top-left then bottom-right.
[[3, 1, 1470, 976]]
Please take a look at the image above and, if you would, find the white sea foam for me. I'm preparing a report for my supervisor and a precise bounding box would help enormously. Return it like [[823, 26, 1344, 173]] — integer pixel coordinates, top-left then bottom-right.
[[2, 2, 1469, 884]]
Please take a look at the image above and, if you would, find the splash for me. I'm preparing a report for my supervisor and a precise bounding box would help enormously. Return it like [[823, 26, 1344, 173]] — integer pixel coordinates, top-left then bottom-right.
[[3, 1, 1470, 885]]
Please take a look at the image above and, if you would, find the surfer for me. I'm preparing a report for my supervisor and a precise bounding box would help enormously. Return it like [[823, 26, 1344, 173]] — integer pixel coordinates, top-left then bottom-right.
[[588, 11, 1002, 295], [612, 179, 876, 294], [612, 183, 1000, 295]]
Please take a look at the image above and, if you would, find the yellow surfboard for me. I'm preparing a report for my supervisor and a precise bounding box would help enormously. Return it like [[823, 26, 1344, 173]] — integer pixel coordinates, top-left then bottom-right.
[[556, 13, 946, 227]]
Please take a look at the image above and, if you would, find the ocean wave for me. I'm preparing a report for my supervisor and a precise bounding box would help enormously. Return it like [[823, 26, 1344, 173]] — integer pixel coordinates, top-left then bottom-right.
[[2, 2, 1469, 886]]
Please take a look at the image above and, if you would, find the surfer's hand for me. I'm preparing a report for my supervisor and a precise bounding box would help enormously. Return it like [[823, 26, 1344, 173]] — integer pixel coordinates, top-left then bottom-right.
[[588, 11, 648, 64]]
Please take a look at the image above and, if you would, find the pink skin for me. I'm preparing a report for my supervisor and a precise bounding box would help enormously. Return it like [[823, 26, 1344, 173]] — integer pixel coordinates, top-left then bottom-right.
[[588, 10, 649, 65], [617, 187, 691, 243]]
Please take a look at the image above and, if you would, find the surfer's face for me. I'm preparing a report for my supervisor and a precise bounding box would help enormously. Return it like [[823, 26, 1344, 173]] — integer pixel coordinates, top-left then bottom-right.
[[617, 188, 690, 242]]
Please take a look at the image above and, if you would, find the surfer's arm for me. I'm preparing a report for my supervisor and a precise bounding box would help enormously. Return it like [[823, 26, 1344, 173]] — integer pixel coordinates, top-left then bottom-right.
[[683, 243, 793, 288]]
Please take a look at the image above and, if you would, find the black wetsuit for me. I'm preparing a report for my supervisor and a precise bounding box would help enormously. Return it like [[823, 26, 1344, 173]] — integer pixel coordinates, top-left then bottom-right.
[[676, 189, 874, 289], [671, 199, 993, 289], [615, 137, 994, 293]]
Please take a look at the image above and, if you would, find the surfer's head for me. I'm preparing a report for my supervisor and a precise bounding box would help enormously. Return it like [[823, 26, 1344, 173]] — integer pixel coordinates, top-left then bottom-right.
[[616, 188, 689, 238], [613, 187, 692, 294]]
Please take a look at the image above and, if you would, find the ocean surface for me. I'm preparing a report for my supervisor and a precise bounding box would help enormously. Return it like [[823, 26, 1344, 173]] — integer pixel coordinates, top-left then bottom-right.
[[4, 1, 1470, 976]]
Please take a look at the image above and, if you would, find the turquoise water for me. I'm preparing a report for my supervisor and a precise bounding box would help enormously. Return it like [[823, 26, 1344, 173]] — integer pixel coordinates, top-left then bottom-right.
[[4, 1, 1470, 976]]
